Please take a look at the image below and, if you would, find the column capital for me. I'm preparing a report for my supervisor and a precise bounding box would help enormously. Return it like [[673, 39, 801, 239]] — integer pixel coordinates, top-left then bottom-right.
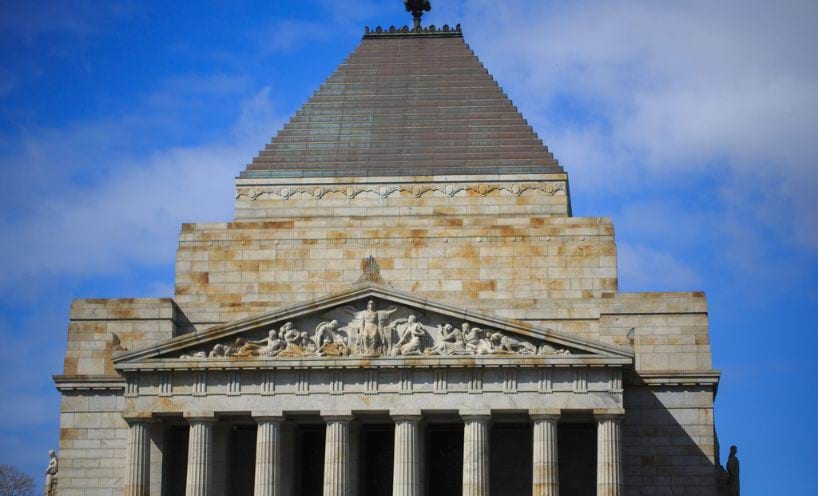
[[321, 410, 354, 423], [529, 409, 561, 422], [390, 409, 422, 422], [593, 408, 625, 422], [460, 409, 492, 422], [252, 411, 285, 422], [183, 411, 218, 423]]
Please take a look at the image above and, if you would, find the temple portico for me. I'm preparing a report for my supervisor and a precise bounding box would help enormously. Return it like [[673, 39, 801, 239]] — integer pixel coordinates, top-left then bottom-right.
[[121, 407, 623, 496]]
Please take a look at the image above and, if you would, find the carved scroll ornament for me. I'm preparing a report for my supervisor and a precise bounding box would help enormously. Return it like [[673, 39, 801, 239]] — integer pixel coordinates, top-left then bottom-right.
[[235, 182, 566, 201]]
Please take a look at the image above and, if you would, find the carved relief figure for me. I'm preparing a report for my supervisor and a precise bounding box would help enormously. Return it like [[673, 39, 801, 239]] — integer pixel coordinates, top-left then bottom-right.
[[429, 323, 467, 355], [315, 320, 350, 356], [279, 322, 313, 357], [174, 301, 576, 360], [233, 328, 285, 358], [345, 299, 399, 356], [463, 323, 494, 355], [44, 450, 58, 496], [538, 343, 570, 355], [390, 314, 427, 356], [490, 332, 538, 355]]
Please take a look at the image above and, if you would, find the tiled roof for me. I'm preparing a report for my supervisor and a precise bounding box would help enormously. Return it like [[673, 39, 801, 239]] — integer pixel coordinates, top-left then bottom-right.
[[242, 28, 561, 178]]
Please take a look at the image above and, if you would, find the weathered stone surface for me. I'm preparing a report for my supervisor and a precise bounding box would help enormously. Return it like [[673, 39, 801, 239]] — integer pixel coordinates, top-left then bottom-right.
[[53, 20, 721, 496]]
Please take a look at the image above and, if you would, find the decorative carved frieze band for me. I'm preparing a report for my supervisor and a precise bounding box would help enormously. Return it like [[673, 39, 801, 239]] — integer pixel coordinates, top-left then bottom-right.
[[235, 181, 567, 201], [364, 23, 462, 37], [123, 365, 635, 403]]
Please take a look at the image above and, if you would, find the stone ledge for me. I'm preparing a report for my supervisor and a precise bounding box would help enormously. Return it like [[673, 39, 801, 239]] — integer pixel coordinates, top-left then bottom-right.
[[627, 370, 721, 388], [116, 356, 632, 371], [53, 375, 125, 392]]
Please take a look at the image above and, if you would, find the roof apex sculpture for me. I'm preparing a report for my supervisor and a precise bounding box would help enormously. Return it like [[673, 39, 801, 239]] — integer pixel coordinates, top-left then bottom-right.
[[405, 0, 431, 30]]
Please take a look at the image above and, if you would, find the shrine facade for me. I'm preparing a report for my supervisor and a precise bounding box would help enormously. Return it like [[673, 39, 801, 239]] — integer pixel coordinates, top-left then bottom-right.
[[54, 16, 722, 496]]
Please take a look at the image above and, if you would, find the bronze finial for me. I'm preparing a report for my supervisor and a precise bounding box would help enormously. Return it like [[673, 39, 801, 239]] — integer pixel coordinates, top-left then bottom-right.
[[404, 0, 431, 30]]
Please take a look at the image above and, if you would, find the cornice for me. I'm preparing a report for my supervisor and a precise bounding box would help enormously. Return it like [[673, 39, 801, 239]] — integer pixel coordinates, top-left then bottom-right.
[[53, 374, 125, 392], [628, 370, 721, 388]]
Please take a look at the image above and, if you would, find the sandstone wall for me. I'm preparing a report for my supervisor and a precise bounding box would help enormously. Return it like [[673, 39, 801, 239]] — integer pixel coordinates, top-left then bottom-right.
[[57, 392, 127, 496], [624, 386, 718, 495], [173, 214, 617, 324], [63, 298, 178, 376]]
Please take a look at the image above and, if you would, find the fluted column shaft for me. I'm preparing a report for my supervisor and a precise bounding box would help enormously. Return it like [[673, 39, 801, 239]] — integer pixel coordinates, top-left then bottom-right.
[[123, 420, 151, 496], [532, 412, 560, 496], [323, 413, 353, 496], [461, 411, 491, 496], [185, 416, 215, 496], [254, 415, 284, 496], [596, 413, 624, 496], [392, 412, 422, 496]]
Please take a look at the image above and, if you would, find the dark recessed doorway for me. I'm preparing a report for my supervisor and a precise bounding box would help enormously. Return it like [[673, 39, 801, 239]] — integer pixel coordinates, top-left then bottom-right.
[[425, 424, 464, 496], [360, 424, 395, 496]]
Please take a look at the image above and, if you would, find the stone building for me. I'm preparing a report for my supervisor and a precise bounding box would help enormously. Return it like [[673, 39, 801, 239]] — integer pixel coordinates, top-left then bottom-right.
[[53, 16, 722, 496]]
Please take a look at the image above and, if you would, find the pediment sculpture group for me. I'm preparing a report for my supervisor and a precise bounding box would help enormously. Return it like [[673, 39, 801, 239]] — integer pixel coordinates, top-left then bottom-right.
[[181, 300, 570, 359]]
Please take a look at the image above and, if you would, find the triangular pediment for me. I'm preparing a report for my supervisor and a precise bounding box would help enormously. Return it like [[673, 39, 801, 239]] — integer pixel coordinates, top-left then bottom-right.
[[113, 284, 632, 366]]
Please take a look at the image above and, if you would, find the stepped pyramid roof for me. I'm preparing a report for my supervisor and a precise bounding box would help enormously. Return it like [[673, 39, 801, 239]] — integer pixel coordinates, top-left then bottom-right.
[[242, 26, 562, 178]]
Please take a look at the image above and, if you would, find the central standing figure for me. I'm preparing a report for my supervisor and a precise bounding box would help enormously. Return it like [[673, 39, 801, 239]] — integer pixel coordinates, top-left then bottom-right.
[[346, 299, 399, 356]]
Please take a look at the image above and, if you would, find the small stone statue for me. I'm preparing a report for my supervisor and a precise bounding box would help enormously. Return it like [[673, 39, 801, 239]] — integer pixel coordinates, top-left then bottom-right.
[[726, 445, 740, 496], [44, 450, 58, 496]]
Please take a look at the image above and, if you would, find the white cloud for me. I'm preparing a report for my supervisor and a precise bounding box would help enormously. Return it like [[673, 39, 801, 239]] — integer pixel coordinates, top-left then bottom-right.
[[618, 242, 702, 292], [453, 0, 818, 255], [0, 86, 285, 297]]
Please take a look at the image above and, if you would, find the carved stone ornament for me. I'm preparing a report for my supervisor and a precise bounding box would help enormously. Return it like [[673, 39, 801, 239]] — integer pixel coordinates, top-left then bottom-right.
[[178, 298, 571, 360], [235, 182, 566, 201], [356, 256, 385, 284]]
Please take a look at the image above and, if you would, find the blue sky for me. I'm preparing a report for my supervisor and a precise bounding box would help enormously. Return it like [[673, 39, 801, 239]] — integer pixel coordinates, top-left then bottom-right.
[[1, 0, 816, 493]]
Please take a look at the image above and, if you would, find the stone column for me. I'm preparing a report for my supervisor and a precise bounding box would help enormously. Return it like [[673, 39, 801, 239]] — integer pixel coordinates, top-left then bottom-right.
[[461, 410, 491, 496], [253, 412, 285, 496], [185, 413, 216, 496], [595, 410, 624, 496], [391, 410, 422, 496], [123, 416, 152, 496], [531, 410, 560, 496], [322, 412, 354, 496]]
